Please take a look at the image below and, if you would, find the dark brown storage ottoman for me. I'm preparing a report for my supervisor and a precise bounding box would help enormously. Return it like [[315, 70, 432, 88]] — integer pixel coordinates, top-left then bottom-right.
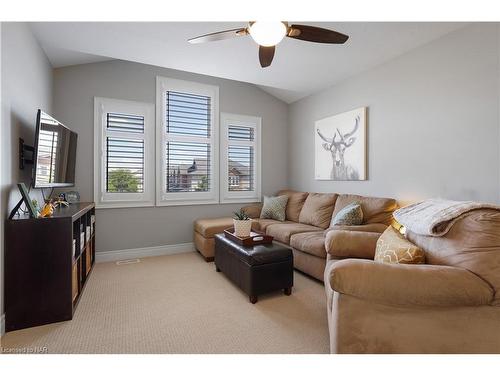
[[214, 233, 293, 304]]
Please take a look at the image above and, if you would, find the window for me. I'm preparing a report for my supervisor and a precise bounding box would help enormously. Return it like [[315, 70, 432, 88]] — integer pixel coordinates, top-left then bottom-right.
[[156, 77, 219, 206], [94, 97, 155, 208], [220, 113, 261, 203]]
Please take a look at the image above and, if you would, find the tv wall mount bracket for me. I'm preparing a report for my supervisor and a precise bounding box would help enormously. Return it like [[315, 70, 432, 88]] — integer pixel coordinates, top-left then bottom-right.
[[19, 138, 34, 170]]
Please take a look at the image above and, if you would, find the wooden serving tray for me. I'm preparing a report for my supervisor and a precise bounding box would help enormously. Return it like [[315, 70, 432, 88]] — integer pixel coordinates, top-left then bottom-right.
[[223, 228, 274, 246]]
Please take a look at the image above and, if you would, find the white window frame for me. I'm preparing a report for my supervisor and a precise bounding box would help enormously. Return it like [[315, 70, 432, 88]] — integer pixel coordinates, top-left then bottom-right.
[[156, 76, 219, 206], [220, 113, 261, 204], [93, 97, 155, 209]]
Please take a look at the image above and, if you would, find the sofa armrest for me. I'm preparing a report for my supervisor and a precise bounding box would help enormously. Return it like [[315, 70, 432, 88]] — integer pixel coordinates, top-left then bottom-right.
[[328, 259, 493, 307], [241, 203, 263, 219], [328, 223, 388, 233], [325, 230, 380, 259]]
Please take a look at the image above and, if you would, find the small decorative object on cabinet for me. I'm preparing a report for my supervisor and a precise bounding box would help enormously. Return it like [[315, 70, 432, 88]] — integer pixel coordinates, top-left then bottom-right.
[[52, 195, 69, 208], [5, 202, 96, 332], [39, 200, 55, 218], [232, 209, 252, 237], [63, 190, 80, 204]]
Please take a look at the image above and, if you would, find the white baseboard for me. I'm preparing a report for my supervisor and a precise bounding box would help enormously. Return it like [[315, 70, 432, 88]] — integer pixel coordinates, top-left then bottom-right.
[[95, 242, 195, 263], [1, 313, 5, 337]]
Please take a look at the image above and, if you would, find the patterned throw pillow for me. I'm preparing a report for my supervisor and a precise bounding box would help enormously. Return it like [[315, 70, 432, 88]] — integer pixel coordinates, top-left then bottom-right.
[[260, 195, 289, 222], [330, 202, 364, 226], [374, 226, 425, 264]]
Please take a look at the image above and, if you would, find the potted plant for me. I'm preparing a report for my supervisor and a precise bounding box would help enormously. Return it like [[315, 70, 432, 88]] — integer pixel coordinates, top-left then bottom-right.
[[233, 209, 252, 238]]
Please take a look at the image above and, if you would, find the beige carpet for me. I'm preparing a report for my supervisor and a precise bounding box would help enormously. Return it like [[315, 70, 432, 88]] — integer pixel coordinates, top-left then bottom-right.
[[1, 252, 329, 354]]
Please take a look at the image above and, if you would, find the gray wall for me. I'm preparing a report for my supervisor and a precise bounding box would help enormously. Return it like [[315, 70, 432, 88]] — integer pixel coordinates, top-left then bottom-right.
[[52, 60, 288, 252], [1, 22, 53, 330], [288, 23, 500, 205]]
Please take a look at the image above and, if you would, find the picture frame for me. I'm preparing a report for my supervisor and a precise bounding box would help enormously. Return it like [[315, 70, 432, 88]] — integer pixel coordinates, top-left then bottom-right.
[[8, 183, 39, 219], [315, 107, 367, 181]]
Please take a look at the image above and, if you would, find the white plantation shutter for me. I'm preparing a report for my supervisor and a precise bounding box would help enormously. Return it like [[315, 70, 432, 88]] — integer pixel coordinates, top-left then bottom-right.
[[165, 92, 211, 193], [227, 125, 254, 192], [156, 77, 219, 206], [107, 112, 145, 133], [220, 113, 261, 203], [105, 113, 145, 193], [94, 98, 155, 208], [228, 145, 253, 191]]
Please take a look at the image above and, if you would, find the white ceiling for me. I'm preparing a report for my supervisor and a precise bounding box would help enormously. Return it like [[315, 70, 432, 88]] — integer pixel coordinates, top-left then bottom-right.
[[30, 22, 467, 103]]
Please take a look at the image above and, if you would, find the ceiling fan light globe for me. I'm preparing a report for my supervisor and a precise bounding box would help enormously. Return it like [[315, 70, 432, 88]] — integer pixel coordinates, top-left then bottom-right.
[[249, 21, 287, 47]]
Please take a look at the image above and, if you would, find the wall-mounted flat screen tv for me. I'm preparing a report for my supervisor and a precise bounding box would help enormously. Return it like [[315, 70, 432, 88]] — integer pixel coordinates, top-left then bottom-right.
[[33, 109, 78, 188]]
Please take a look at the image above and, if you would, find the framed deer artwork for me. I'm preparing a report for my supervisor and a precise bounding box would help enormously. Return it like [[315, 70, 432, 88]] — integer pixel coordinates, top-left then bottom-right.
[[315, 107, 367, 181]]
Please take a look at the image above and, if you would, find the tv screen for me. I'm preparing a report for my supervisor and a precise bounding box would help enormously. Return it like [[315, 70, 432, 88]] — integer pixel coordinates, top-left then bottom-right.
[[33, 110, 78, 188]]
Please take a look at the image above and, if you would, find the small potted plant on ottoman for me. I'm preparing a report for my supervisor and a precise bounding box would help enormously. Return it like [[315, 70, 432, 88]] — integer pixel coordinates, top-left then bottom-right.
[[233, 209, 252, 238]]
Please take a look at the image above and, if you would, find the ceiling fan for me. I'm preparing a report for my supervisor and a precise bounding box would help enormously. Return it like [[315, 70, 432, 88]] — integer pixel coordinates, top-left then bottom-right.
[[188, 21, 349, 68]]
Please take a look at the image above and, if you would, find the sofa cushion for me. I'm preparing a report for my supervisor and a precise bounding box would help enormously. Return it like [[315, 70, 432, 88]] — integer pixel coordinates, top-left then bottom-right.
[[375, 226, 425, 264], [277, 189, 309, 222], [330, 202, 364, 226], [253, 218, 294, 232], [299, 193, 338, 229], [241, 203, 263, 219], [266, 222, 323, 245], [260, 195, 289, 222], [290, 231, 327, 258], [194, 217, 235, 238], [332, 194, 397, 226]]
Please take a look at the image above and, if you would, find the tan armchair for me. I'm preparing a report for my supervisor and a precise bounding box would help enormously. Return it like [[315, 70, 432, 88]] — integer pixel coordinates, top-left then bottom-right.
[[324, 209, 500, 353]]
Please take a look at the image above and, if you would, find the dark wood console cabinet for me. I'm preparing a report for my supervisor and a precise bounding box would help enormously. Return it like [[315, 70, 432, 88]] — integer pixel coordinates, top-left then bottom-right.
[[5, 202, 96, 332]]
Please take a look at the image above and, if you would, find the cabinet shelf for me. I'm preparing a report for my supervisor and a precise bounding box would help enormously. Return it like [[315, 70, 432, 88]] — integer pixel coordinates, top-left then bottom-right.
[[5, 202, 96, 332], [73, 236, 96, 263]]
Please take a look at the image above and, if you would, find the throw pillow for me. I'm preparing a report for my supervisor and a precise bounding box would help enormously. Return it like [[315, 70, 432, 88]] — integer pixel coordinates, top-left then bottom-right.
[[260, 195, 289, 222], [330, 202, 364, 226], [374, 226, 425, 264]]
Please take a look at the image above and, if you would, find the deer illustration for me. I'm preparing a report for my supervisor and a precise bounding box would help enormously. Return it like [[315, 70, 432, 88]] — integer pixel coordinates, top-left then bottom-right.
[[317, 116, 360, 180]]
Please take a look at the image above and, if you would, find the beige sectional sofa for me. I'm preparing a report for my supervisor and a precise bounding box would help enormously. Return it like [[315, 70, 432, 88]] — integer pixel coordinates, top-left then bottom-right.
[[194, 190, 500, 353], [193, 189, 397, 281], [324, 208, 500, 353]]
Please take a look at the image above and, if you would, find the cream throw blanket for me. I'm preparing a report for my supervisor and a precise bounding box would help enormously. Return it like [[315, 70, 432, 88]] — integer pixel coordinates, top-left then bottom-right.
[[393, 198, 500, 237]]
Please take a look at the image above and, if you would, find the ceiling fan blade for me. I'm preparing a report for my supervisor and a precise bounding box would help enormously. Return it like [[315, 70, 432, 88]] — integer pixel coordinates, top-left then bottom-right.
[[288, 24, 349, 44], [188, 28, 247, 44], [259, 46, 275, 68]]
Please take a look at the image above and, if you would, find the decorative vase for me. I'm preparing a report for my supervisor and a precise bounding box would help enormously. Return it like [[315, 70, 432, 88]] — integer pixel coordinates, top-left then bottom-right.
[[233, 219, 252, 238], [39, 202, 54, 218]]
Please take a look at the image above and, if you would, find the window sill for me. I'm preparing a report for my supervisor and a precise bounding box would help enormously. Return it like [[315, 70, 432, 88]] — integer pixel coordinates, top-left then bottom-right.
[[156, 199, 220, 207], [220, 197, 262, 205], [95, 202, 155, 210]]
